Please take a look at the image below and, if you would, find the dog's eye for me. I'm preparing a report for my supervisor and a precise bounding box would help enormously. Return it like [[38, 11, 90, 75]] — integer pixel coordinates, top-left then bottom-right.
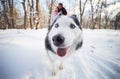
[[70, 24, 76, 29], [55, 23, 59, 28]]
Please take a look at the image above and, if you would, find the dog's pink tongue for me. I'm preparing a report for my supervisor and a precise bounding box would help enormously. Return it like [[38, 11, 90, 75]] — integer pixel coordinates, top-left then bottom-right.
[[57, 48, 68, 57]]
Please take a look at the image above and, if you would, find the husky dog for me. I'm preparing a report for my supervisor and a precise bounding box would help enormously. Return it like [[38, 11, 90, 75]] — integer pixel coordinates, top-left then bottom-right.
[[45, 15, 83, 75]]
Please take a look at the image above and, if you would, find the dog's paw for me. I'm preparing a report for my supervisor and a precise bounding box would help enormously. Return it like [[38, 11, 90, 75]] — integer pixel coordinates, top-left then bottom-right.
[[59, 63, 64, 70], [59, 66, 64, 70], [52, 71, 56, 76]]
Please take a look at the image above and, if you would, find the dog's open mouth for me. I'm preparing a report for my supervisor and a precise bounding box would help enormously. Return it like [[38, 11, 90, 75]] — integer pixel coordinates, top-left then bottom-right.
[[57, 47, 69, 57]]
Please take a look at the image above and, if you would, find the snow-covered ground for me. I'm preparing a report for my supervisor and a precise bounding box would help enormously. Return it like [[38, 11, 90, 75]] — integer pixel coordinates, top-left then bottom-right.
[[0, 29, 120, 79]]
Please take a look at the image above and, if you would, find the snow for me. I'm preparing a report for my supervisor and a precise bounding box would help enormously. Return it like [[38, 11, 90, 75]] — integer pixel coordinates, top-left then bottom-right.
[[0, 29, 120, 79]]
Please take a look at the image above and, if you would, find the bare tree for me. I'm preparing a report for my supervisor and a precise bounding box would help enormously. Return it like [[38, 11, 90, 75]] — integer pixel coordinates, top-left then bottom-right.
[[89, 0, 104, 29], [46, 0, 56, 25], [36, 0, 41, 29], [89, 0, 94, 29], [79, 0, 88, 25], [22, 0, 27, 29], [8, 0, 14, 28], [1, 0, 10, 29], [94, 0, 103, 29], [28, 0, 34, 29]]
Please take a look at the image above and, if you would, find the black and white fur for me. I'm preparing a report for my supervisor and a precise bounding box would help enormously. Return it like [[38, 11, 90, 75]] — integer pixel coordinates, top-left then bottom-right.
[[45, 14, 83, 75]]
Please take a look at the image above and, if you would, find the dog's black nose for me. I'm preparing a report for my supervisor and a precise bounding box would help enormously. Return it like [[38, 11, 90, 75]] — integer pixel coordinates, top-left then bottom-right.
[[52, 34, 65, 46]]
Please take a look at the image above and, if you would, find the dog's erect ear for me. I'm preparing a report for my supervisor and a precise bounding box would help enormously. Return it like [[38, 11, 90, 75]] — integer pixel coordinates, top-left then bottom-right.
[[48, 25, 51, 31], [58, 11, 62, 16], [48, 14, 61, 31], [48, 18, 57, 31], [70, 15, 79, 26], [70, 15, 77, 19], [70, 14, 82, 30]]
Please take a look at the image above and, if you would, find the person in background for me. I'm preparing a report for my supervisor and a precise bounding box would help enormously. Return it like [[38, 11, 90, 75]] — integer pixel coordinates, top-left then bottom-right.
[[53, 7, 59, 16], [57, 3, 67, 15], [52, 3, 67, 24]]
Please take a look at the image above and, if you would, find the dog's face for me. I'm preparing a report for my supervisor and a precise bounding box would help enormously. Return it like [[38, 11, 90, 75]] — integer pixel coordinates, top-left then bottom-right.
[[45, 15, 83, 57]]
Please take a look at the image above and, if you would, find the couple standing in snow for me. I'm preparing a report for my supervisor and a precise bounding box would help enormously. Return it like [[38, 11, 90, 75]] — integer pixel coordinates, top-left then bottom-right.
[[54, 3, 67, 16], [52, 3, 67, 22]]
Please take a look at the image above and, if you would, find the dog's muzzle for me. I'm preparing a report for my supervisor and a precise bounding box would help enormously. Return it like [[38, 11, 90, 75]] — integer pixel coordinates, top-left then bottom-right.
[[52, 34, 65, 47], [52, 34, 70, 57]]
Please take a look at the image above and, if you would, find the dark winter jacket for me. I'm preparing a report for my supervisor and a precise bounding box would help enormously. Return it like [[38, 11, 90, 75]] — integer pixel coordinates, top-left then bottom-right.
[[58, 7, 67, 15]]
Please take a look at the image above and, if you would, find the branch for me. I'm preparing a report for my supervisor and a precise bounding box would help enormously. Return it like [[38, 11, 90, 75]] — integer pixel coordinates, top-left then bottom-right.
[[46, 0, 49, 8], [53, 0, 56, 3], [81, 0, 88, 16], [95, 0, 101, 12]]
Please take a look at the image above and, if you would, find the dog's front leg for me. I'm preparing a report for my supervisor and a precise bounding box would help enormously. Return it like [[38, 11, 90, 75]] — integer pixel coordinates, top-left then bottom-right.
[[52, 63, 57, 76], [52, 62, 64, 76], [59, 62, 64, 70]]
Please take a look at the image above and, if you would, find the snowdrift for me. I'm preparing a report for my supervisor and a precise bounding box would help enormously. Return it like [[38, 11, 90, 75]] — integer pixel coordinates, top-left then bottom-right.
[[0, 29, 120, 79]]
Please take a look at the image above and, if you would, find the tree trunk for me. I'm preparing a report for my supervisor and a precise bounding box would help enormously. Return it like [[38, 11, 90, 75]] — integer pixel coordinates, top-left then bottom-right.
[[48, 0, 53, 25], [80, 0, 82, 25], [98, 2, 103, 29], [22, 0, 27, 29], [79, 0, 88, 25], [28, 0, 34, 29], [36, 0, 41, 29], [8, 0, 14, 28], [47, 0, 56, 26], [104, 15, 108, 29], [2, 0, 10, 29], [115, 16, 118, 30]]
